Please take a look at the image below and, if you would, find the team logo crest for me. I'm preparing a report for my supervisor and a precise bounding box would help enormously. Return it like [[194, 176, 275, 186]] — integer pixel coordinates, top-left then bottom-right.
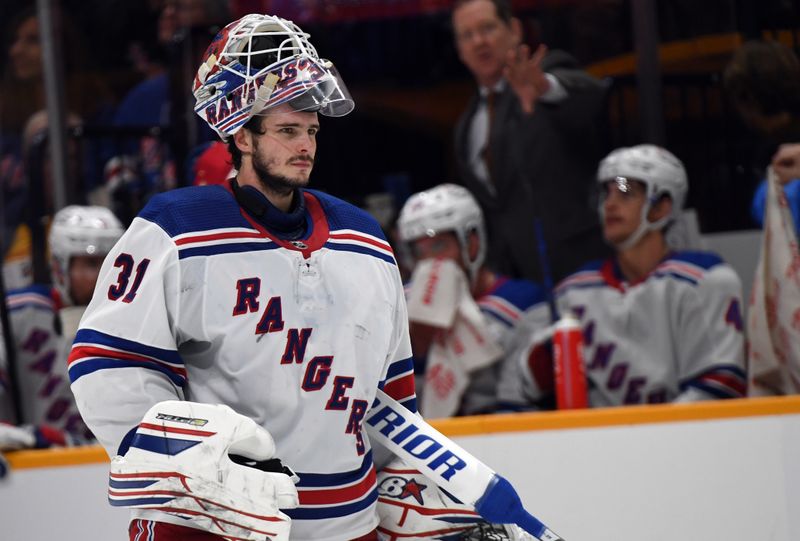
[[378, 475, 427, 505]]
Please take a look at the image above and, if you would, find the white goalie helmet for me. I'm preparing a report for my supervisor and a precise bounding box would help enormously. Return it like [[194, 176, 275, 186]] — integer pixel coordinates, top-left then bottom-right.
[[397, 184, 486, 285], [193, 13, 354, 140], [376, 461, 535, 541], [48, 205, 124, 306], [109, 401, 299, 541], [596, 144, 688, 249]]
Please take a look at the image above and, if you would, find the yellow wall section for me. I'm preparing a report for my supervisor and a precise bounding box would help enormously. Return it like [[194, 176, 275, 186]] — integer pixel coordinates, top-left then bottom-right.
[[8, 395, 800, 470]]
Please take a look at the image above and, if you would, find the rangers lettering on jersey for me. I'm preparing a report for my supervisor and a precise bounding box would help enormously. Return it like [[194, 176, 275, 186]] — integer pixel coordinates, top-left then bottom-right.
[[69, 186, 417, 541]]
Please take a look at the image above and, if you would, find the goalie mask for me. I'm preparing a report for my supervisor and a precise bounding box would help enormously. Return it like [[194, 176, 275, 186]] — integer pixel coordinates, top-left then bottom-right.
[[109, 401, 299, 541], [48, 205, 124, 306], [596, 144, 688, 250], [376, 460, 534, 541], [193, 13, 354, 140], [397, 184, 487, 286]]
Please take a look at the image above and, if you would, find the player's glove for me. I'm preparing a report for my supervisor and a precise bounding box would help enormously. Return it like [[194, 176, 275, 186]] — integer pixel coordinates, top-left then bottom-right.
[[109, 401, 298, 541], [376, 457, 536, 541]]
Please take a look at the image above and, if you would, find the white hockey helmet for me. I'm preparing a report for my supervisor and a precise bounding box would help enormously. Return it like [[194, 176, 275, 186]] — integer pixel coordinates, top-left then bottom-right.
[[376, 461, 535, 541], [596, 144, 688, 249], [193, 13, 354, 140], [397, 184, 486, 285], [109, 401, 298, 541], [48, 205, 124, 306]]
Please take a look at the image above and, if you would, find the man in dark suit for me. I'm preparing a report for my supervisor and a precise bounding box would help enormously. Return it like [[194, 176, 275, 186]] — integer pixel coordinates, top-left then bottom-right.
[[452, 0, 609, 286]]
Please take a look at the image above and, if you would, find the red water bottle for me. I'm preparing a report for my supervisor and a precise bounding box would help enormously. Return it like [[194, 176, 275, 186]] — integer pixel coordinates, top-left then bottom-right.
[[553, 312, 589, 409]]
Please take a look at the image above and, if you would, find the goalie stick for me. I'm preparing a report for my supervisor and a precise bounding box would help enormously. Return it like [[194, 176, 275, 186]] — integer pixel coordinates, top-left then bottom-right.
[[365, 389, 564, 541]]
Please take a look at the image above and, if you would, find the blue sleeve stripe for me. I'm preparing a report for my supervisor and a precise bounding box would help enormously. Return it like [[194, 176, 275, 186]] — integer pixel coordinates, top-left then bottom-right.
[[68, 358, 187, 387], [74, 329, 182, 365], [385, 357, 414, 380]]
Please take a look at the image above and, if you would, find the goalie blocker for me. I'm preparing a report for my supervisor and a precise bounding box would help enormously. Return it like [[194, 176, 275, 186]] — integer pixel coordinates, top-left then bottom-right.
[[366, 390, 564, 541]]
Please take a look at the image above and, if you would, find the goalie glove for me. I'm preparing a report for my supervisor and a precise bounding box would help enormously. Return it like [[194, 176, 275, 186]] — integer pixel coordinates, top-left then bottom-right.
[[376, 458, 536, 541], [108, 401, 298, 541]]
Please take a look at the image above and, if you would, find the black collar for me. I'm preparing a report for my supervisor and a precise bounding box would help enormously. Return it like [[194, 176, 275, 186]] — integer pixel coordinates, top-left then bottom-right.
[[229, 179, 307, 240]]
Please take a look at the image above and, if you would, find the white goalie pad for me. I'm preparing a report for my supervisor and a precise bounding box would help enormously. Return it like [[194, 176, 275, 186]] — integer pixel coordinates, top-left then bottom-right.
[[376, 459, 534, 541], [108, 401, 298, 541]]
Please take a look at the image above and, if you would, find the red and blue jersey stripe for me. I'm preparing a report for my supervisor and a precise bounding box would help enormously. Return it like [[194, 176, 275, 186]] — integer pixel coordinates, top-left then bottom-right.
[[6, 285, 58, 313], [683, 365, 747, 399], [324, 229, 396, 266], [68, 328, 186, 387], [288, 450, 377, 520], [381, 356, 416, 413]]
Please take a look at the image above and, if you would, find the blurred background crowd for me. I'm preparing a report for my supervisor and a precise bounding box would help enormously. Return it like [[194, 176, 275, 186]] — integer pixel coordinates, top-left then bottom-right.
[[2, 0, 798, 240]]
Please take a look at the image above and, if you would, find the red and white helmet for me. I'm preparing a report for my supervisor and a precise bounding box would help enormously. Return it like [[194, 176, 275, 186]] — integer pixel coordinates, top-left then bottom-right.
[[193, 13, 354, 140], [48, 205, 124, 306], [596, 144, 688, 249], [376, 460, 535, 541], [397, 184, 486, 285]]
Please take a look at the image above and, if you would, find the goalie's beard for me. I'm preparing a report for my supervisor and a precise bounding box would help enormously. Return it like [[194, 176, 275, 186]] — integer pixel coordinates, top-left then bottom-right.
[[252, 134, 315, 198]]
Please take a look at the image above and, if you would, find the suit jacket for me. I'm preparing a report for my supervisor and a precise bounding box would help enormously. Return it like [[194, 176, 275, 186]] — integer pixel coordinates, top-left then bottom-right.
[[454, 50, 610, 284]]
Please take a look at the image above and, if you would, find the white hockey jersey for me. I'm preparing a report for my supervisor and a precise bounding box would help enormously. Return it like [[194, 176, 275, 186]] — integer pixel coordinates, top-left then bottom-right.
[[0, 285, 91, 440], [69, 185, 416, 541], [467, 276, 552, 412], [523, 252, 746, 407], [409, 273, 552, 416]]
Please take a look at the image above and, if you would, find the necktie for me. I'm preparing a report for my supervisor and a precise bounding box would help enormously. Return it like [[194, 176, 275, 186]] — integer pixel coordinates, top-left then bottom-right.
[[481, 91, 496, 184]]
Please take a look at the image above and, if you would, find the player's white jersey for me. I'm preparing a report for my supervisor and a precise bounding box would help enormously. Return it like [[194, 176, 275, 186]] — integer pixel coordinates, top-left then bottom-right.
[[536, 251, 746, 407], [407, 275, 551, 415], [471, 277, 551, 412], [0, 286, 91, 439], [69, 185, 416, 541]]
